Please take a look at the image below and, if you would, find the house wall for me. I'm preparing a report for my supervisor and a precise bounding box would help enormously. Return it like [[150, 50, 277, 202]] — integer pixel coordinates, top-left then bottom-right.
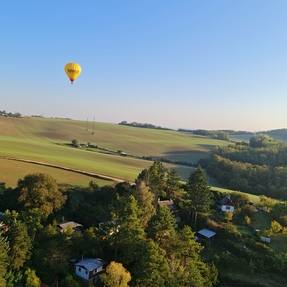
[[221, 205, 235, 212], [75, 266, 89, 280]]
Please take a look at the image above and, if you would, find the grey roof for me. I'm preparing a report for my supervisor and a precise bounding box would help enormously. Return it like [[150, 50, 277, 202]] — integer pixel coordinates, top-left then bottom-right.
[[58, 221, 83, 230], [158, 199, 176, 211], [75, 258, 104, 271], [198, 228, 216, 239], [218, 196, 234, 206]]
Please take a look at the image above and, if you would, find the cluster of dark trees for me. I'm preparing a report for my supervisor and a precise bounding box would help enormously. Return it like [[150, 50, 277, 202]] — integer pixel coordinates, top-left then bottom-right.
[[0, 163, 217, 287], [203, 135, 287, 199], [0, 110, 21, 118], [118, 121, 171, 130]]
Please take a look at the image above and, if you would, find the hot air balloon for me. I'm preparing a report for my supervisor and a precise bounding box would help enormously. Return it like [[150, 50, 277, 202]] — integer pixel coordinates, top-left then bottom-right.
[[64, 63, 82, 84]]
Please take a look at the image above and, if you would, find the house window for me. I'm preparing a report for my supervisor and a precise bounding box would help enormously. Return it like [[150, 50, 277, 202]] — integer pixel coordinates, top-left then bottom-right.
[[78, 267, 81, 272]]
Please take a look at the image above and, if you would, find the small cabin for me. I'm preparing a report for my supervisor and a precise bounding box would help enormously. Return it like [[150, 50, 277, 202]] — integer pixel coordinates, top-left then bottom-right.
[[260, 236, 271, 244], [158, 199, 176, 212], [75, 258, 104, 281], [196, 228, 216, 244], [57, 221, 83, 233], [218, 195, 235, 213]]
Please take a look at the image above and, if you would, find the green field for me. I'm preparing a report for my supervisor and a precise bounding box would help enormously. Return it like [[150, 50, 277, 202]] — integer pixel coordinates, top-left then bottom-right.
[[0, 117, 228, 184], [0, 159, 111, 187], [211, 186, 262, 204]]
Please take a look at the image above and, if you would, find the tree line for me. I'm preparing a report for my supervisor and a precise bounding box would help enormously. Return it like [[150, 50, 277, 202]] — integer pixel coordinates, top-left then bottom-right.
[[203, 135, 287, 199], [118, 121, 171, 130], [0, 110, 21, 118]]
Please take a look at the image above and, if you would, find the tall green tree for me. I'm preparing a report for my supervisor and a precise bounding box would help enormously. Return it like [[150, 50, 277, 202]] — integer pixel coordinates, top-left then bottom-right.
[[186, 168, 213, 226], [24, 268, 41, 287], [166, 169, 183, 200], [168, 226, 218, 287], [7, 219, 31, 270], [139, 162, 168, 199], [113, 195, 145, 264], [148, 206, 176, 251], [134, 180, 156, 227], [134, 239, 171, 287], [101, 261, 131, 287], [0, 233, 9, 287], [32, 234, 70, 285], [17, 173, 66, 219]]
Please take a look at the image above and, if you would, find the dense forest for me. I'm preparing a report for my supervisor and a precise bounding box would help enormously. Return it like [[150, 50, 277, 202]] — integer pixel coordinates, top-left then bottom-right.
[[0, 163, 217, 287], [1, 162, 287, 286], [203, 135, 287, 199]]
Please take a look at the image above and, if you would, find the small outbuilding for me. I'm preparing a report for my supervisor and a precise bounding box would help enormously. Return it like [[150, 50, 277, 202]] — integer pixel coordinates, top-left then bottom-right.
[[197, 228, 216, 239], [218, 195, 235, 213], [75, 258, 105, 282], [197, 228, 216, 244], [58, 221, 83, 233], [260, 236, 271, 244], [158, 199, 176, 211]]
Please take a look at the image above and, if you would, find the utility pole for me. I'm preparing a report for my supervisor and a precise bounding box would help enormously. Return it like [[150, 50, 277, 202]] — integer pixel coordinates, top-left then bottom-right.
[[92, 116, 95, 135], [86, 117, 89, 131]]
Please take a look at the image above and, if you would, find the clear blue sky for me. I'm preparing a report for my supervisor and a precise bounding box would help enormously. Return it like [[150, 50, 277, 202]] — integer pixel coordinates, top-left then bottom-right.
[[1, 0, 287, 131]]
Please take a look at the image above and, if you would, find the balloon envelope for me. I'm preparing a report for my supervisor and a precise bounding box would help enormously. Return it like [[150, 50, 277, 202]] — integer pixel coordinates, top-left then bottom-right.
[[64, 63, 81, 83]]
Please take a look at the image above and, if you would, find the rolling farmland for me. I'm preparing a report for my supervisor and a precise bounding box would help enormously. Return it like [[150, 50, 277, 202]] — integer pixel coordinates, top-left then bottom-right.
[[0, 117, 229, 186]]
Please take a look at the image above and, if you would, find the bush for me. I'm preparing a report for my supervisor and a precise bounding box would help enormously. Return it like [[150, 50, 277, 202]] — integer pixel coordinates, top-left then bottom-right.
[[71, 139, 79, 147]]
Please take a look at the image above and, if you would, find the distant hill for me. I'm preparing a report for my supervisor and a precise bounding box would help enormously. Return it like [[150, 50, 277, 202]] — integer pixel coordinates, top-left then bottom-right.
[[229, 129, 287, 143], [0, 117, 229, 186], [263, 129, 287, 142], [178, 128, 287, 143]]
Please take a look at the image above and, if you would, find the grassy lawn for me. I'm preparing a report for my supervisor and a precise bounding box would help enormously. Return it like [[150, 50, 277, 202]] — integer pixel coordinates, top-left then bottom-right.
[[0, 117, 229, 163], [220, 271, 287, 287], [270, 233, 287, 253], [0, 159, 111, 187], [0, 135, 195, 181], [210, 186, 262, 204], [250, 211, 271, 230]]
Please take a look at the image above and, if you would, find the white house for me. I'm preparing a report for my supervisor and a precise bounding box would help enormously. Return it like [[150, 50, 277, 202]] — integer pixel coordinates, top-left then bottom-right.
[[260, 236, 271, 244], [218, 196, 235, 213], [75, 258, 105, 281]]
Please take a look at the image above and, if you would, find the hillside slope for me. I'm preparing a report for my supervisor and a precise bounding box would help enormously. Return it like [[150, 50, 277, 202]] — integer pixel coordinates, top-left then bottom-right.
[[0, 117, 228, 162], [0, 117, 229, 184]]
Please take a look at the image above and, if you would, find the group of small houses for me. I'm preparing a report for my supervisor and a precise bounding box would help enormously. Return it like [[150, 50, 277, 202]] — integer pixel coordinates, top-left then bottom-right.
[[57, 221, 105, 284], [0, 193, 272, 285]]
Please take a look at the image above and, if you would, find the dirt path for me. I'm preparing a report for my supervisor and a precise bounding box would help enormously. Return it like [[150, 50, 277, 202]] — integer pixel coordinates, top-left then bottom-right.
[[0, 156, 126, 183]]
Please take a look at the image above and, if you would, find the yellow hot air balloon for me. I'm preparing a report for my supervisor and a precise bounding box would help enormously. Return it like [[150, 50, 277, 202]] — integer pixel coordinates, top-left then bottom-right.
[[64, 62, 82, 84]]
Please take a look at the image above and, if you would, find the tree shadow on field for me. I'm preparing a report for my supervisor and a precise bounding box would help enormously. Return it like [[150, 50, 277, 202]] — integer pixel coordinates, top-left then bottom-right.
[[155, 150, 210, 165]]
